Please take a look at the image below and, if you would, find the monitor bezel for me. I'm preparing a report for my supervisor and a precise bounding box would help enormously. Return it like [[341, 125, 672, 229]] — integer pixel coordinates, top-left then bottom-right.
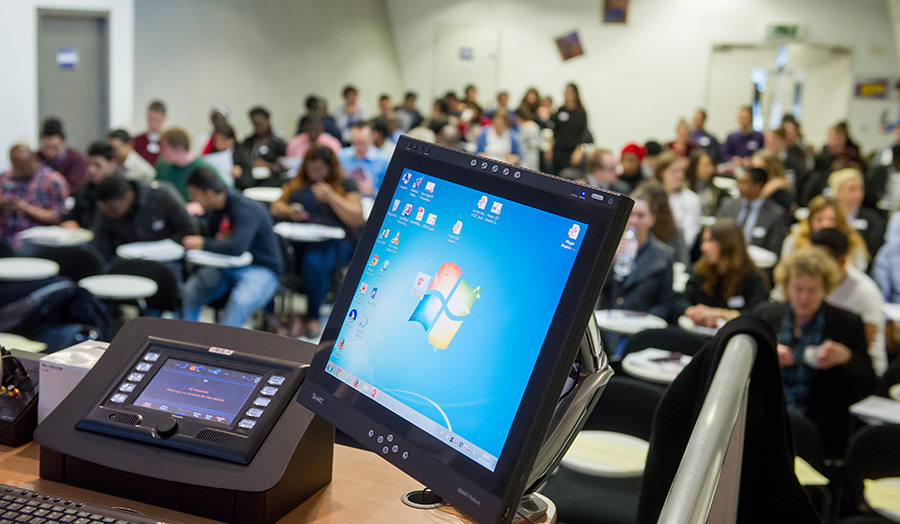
[[298, 136, 631, 523]]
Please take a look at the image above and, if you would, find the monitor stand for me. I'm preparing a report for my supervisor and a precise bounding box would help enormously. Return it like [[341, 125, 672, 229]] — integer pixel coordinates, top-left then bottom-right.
[[399, 314, 612, 522]]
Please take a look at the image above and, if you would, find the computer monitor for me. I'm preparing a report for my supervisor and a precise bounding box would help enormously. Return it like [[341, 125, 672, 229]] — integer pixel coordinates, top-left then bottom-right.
[[297, 136, 631, 524]]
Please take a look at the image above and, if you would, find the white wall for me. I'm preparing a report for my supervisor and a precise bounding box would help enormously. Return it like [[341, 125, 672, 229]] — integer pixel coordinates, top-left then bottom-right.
[[0, 0, 134, 172], [385, 0, 900, 156], [133, 0, 404, 149]]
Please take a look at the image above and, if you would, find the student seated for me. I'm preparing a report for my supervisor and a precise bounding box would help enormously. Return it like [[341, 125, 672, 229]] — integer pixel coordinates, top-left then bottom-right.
[[181, 167, 283, 328], [715, 166, 786, 256], [828, 167, 885, 262], [679, 220, 767, 328], [781, 195, 869, 272], [755, 247, 875, 456], [654, 151, 701, 246], [271, 146, 365, 338], [0, 144, 68, 247]]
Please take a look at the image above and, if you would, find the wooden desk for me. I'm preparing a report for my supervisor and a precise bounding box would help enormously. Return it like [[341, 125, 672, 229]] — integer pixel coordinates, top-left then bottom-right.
[[0, 442, 555, 524]]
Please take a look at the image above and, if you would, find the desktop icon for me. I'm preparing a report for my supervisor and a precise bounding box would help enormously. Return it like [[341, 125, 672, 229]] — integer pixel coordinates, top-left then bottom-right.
[[491, 202, 503, 214], [568, 224, 581, 240], [426, 213, 437, 226], [452, 220, 463, 235], [359, 316, 369, 327], [391, 232, 400, 245], [359, 282, 369, 294], [327, 363, 333, 373], [402, 203, 413, 217], [402, 172, 412, 184], [337, 368, 342, 376], [370, 288, 379, 300], [380, 260, 390, 271], [392, 199, 401, 212], [411, 272, 431, 299], [425, 181, 435, 193], [477, 196, 488, 210], [414, 177, 423, 188], [338, 339, 345, 350], [415, 207, 425, 221], [409, 262, 481, 350], [380, 228, 390, 239], [371, 388, 377, 398], [347, 309, 358, 323], [369, 255, 379, 267]]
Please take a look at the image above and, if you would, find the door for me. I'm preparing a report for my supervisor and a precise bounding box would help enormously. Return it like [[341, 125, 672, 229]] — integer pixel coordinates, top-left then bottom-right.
[[38, 11, 109, 152]]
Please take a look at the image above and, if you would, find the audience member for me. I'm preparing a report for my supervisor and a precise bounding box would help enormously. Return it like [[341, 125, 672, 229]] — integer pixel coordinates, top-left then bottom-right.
[[583, 148, 629, 194], [334, 85, 370, 145], [721, 106, 764, 163], [514, 106, 541, 171], [654, 151, 701, 246], [377, 94, 394, 117], [619, 143, 645, 192], [755, 246, 875, 456], [155, 128, 218, 200], [199, 104, 231, 156], [133, 100, 166, 165], [781, 195, 869, 272], [667, 118, 696, 157], [337, 121, 390, 197], [764, 126, 806, 186], [92, 175, 193, 263], [690, 108, 720, 162], [463, 84, 479, 105], [865, 143, 900, 211], [828, 168, 885, 260], [181, 167, 283, 328], [286, 114, 342, 160], [271, 146, 364, 337], [681, 220, 767, 327], [0, 145, 68, 245], [549, 83, 588, 174], [240, 106, 287, 185], [810, 228, 887, 375], [296, 95, 342, 141], [475, 111, 521, 164], [874, 213, 900, 303], [686, 148, 720, 216], [715, 166, 786, 255], [38, 118, 86, 189], [814, 122, 861, 173], [61, 142, 122, 230], [205, 125, 250, 190], [641, 140, 664, 179], [370, 115, 398, 157], [396, 91, 424, 133], [107, 129, 156, 183], [641, 181, 688, 264], [519, 88, 540, 118], [751, 149, 794, 215], [486, 91, 514, 123]]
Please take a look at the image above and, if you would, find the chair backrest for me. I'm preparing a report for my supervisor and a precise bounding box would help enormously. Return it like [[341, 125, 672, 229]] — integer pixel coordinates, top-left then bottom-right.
[[621, 327, 708, 360], [788, 410, 826, 474], [107, 259, 180, 313], [875, 358, 900, 398], [32, 245, 103, 282], [582, 375, 664, 441], [841, 423, 900, 516], [0, 239, 13, 258]]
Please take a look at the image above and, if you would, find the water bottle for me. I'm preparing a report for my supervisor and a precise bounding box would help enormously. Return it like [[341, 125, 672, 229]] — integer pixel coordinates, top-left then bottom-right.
[[613, 227, 638, 281]]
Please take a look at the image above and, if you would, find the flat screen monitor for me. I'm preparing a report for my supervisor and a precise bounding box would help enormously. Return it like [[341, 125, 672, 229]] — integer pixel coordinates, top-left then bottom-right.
[[297, 137, 631, 524]]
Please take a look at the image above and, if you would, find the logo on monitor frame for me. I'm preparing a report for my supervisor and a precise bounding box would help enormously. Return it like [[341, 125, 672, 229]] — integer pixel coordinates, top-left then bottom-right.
[[409, 262, 481, 350]]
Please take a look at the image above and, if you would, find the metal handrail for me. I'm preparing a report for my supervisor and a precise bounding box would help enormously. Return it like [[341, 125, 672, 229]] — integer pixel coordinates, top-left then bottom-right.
[[657, 333, 758, 524]]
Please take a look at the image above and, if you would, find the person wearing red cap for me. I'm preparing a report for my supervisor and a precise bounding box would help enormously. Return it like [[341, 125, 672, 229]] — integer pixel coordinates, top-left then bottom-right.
[[619, 142, 645, 192]]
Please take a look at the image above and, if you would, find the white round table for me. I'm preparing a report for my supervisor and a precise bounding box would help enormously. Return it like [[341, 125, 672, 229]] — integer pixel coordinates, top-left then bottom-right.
[[890, 384, 900, 402], [116, 239, 185, 262], [0, 257, 60, 281], [78, 275, 158, 300], [864, 477, 900, 522], [594, 310, 667, 335], [560, 430, 649, 478], [273, 222, 346, 242], [678, 315, 721, 337], [747, 245, 778, 269], [18, 226, 93, 246], [622, 348, 692, 384], [243, 186, 282, 203]]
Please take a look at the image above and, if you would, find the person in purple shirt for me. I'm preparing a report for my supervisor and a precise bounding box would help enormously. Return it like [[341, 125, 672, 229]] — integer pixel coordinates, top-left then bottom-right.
[[38, 118, 86, 190], [721, 106, 764, 164]]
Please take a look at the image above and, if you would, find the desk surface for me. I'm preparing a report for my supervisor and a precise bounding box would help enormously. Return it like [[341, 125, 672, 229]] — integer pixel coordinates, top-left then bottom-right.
[[0, 442, 554, 524]]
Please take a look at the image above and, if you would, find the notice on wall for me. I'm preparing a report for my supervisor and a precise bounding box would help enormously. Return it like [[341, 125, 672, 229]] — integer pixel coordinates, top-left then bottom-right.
[[56, 46, 78, 70]]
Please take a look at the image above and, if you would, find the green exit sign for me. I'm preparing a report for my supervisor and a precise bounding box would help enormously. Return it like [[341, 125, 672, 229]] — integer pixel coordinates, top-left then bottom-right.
[[766, 24, 805, 41]]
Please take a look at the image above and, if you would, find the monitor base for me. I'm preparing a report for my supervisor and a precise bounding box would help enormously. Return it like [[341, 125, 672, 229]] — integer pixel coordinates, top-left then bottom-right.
[[401, 488, 446, 509]]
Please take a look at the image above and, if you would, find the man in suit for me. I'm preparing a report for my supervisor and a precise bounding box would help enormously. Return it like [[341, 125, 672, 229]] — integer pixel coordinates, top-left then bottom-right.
[[716, 167, 786, 255]]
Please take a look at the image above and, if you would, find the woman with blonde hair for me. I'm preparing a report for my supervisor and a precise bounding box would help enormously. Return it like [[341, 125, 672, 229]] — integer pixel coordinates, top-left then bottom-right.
[[780, 195, 869, 271], [828, 168, 886, 259]]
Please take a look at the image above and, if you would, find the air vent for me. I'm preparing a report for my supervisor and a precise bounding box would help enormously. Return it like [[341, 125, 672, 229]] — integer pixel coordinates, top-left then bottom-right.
[[107, 412, 141, 426], [196, 429, 243, 447]]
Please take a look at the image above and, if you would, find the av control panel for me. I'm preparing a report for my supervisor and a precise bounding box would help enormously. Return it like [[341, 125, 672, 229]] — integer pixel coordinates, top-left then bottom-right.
[[75, 337, 307, 464]]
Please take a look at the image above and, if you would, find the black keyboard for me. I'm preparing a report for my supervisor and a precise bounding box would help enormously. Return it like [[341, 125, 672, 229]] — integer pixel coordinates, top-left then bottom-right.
[[0, 484, 183, 524]]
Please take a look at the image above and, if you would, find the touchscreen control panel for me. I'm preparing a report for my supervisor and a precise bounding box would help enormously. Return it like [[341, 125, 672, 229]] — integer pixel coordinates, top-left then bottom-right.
[[76, 337, 306, 464]]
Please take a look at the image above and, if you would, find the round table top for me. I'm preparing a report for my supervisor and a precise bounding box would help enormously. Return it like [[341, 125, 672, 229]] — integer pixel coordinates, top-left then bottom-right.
[[594, 310, 667, 335], [273, 222, 347, 242], [622, 348, 692, 384], [0, 257, 60, 281], [864, 477, 900, 522], [19, 226, 94, 246], [890, 384, 900, 402], [678, 315, 721, 337], [747, 245, 778, 269], [116, 239, 185, 262], [79, 275, 158, 300], [243, 186, 283, 203], [560, 430, 649, 478]]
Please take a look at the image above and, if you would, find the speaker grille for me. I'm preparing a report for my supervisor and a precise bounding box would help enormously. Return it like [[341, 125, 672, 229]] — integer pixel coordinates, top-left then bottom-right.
[[196, 429, 242, 447], [107, 412, 141, 426]]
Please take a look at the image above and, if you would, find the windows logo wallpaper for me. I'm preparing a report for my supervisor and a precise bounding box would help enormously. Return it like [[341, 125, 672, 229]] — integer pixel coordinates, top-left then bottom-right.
[[409, 262, 481, 350]]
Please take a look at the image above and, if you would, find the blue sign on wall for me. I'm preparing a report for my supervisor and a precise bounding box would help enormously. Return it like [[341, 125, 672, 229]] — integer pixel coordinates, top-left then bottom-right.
[[56, 46, 79, 70]]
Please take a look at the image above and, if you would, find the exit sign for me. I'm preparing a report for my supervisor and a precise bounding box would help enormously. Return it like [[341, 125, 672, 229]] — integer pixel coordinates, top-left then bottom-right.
[[766, 24, 805, 42]]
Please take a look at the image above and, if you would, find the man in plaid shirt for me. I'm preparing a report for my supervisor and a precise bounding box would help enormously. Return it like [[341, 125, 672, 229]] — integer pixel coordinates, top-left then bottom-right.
[[0, 144, 70, 245]]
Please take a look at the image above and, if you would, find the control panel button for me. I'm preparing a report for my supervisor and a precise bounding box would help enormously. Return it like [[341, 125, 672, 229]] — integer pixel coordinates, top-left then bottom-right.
[[110, 393, 127, 404], [118, 383, 136, 393], [387, 434, 393, 443], [127, 372, 144, 382], [135, 362, 152, 372], [402, 451, 409, 460], [253, 397, 271, 407], [382, 446, 389, 455], [238, 419, 257, 429], [267, 376, 285, 386], [143, 352, 160, 362], [377, 435, 384, 444], [368, 429, 375, 438], [246, 408, 264, 418], [392, 445, 399, 453], [155, 418, 178, 439], [260, 386, 278, 396]]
